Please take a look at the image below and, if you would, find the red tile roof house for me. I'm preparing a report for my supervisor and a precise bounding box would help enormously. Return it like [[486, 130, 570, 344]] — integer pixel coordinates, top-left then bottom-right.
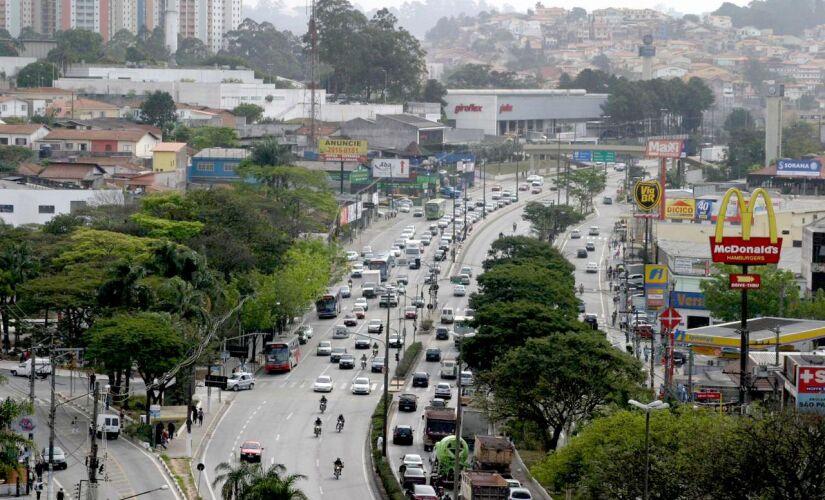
[[36, 129, 161, 159]]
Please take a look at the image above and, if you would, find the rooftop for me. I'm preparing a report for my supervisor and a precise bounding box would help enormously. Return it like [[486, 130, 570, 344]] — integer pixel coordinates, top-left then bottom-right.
[[193, 148, 250, 159], [682, 317, 825, 348], [447, 88, 598, 96], [380, 114, 446, 129], [152, 142, 187, 153], [42, 129, 158, 142], [0, 124, 48, 135]]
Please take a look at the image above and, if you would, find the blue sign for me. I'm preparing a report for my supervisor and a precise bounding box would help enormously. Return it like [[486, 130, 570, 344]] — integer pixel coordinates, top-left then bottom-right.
[[695, 199, 714, 221], [671, 291, 706, 310], [797, 393, 825, 413], [573, 150, 592, 162], [777, 159, 822, 177]]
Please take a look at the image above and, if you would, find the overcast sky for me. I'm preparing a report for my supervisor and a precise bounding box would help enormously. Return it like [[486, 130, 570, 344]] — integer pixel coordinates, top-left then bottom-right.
[[244, 0, 749, 15]]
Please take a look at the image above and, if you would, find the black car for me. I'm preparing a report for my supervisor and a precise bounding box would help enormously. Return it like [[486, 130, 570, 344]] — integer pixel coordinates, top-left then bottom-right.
[[338, 354, 355, 369], [434, 249, 447, 262], [397, 274, 409, 285], [412, 372, 430, 388], [398, 393, 418, 412], [436, 327, 450, 340], [393, 425, 414, 445], [425, 348, 442, 362], [673, 351, 687, 366], [355, 338, 371, 349], [583, 314, 598, 330], [576, 249, 588, 258]]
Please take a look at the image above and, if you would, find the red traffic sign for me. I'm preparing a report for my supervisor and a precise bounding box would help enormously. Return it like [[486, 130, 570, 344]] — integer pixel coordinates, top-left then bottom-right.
[[730, 273, 761, 290], [694, 391, 722, 401], [659, 307, 681, 330]]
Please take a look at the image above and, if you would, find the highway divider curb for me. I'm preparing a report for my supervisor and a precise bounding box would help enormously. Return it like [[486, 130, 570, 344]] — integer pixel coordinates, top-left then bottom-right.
[[158, 454, 188, 500], [368, 395, 405, 499]]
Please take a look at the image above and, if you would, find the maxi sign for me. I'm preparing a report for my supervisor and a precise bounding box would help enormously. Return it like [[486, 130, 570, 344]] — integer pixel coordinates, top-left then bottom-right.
[[645, 139, 684, 159], [708, 188, 782, 265]]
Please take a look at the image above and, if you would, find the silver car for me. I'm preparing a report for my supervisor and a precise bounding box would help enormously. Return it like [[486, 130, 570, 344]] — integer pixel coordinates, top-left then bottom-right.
[[225, 372, 255, 391]]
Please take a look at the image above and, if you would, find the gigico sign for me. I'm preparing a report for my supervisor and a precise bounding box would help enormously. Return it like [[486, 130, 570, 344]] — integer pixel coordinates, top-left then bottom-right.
[[709, 188, 782, 265]]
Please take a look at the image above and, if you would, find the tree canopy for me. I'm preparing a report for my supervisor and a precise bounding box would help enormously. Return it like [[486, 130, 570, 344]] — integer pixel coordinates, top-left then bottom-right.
[[16, 62, 57, 88]]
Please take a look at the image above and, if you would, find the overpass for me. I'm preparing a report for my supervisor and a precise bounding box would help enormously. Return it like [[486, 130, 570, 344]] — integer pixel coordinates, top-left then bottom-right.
[[524, 143, 646, 157]]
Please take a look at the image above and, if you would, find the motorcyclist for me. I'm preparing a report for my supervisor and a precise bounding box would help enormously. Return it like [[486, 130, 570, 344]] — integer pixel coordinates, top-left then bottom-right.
[[337, 414, 345, 430], [315, 417, 322, 427], [320, 395, 327, 405], [361, 354, 367, 369], [499, 232, 504, 238], [579, 283, 585, 295], [334, 457, 344, 474], [513, 222, 517, 233]]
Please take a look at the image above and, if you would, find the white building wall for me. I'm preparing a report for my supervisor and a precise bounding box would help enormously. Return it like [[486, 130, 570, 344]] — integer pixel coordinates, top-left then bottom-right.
[[0, 188, 125, 226], [67, 66, 260, 83], [133, 134, 161, 158], [0, 99, 29, 119], [315, 104, 404, 123], [0, 57, 38, 78]]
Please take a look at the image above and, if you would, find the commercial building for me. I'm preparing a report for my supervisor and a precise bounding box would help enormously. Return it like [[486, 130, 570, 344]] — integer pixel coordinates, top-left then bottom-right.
[[443, 89, 608, 137], [338, 114, 448, 152], [188, 147, 249, 185], [802, 219, 825, 293], [0, 180, 124, 226]]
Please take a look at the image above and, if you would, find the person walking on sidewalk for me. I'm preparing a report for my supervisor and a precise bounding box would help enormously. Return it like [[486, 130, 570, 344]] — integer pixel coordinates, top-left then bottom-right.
[[89, 372, 96, 392], [167, 421, 176, 440], [197, 408, 204, 426], [57, 487, 65, 500], [34, 480, 43, 500]]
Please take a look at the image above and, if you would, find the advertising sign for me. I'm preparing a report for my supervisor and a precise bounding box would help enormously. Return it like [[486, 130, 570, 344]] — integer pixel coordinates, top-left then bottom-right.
[[318, 139, 368, 161], [644, 264, 668, 284], [709, 188, 782, 265], [730, 273, 761, 290], [645, 139, 684, 159], [796, 393, 825, 412], [671, 291, 706, 310], [694, 391, 722, 401], [646, 284, 667, 309], [456, 160, 476, 173], [798, 366, 825, 393], [371, 158, 411, 179], [659, 307, 682, 329], [665, 199, 696, 219], [350, 166, 369, 184], [633, 180, 662, 211], [695, 199, 714, 221], [777, 159, 822, 177]]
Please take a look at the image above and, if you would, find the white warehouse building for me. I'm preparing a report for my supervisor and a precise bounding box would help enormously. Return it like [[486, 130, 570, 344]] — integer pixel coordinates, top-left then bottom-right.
[[443, 89, 608, 137], [0, 183, 124, 226]]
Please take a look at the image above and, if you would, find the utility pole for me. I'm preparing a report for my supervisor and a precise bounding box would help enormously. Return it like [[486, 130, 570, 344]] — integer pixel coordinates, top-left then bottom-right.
[[29, 346, 36, 407], [87, 382, 100, 500], [453, 340, 464, 495], [381, 288, 391, 457], [47, 339, 56, 500]]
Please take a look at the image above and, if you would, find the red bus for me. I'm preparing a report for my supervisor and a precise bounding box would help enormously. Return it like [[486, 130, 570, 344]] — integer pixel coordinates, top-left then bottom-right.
[[264, 336, 301, 373]]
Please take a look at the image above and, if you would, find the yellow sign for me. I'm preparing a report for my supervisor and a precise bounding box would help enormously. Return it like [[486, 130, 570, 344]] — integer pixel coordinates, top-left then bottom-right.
[[665, 198, 696, 219], [644, 264, 668, 284], [318, 139, 368, 157], [633, 180, 662, 211], [710, 188, 782, 265]]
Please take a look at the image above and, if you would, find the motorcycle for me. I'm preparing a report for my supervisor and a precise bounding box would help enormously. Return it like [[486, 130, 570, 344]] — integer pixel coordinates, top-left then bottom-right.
[[333, 464, 343, 480], [361, 359, 367, 370], [336, 420, 344, 432], [314, 425, 322, 438], [320, 401, 327, 414]]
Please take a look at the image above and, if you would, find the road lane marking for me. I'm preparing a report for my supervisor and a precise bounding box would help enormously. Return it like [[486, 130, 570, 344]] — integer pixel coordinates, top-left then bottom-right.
[[286, 412, 293, 421], [276, 434, 280, 441]]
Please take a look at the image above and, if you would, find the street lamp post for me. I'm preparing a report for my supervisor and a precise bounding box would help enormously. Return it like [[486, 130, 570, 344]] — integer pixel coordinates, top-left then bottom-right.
[[381, 288, 392, 457], [629, 399, 670, 500], [120, 485, 169, 499], [482, 160, 487, 219]]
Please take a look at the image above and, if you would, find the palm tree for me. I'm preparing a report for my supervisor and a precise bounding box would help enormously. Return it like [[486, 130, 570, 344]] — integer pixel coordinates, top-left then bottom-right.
[[0, 241, 38, 351], [245, 464, 308, 500], [158, 277, 210, 325], [213, 461, 256, 500], [97, 260, 153, 310]]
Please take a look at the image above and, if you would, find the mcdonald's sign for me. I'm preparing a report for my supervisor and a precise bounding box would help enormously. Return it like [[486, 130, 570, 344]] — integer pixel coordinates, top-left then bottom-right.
[[708, 188, 782, 265]]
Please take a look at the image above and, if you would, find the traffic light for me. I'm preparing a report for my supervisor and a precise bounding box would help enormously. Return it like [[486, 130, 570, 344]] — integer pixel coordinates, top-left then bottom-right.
[[395, 352, 399, 362]]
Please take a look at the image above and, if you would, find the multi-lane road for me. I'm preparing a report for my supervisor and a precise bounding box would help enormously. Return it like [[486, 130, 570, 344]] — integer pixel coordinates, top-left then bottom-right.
[[203, 166, 631, 500]]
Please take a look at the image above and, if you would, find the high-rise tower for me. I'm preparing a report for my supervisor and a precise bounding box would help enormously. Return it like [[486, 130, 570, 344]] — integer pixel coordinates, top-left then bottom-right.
[[164, 0, 178, 54]]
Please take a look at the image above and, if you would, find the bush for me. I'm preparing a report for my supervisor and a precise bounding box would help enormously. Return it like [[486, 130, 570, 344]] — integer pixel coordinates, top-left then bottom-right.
[[395, 341, 422, 378], [125, 422, 153, 443], [420, 319, 434, 332], [370, 396, 406, 500]]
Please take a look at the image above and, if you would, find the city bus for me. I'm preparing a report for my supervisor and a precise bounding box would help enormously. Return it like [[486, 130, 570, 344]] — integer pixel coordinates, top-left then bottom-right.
[[315, 287, 342, 319], [368, 254, 394, 281], [425, 199, 447, 220], [264, 336, 301, 373]]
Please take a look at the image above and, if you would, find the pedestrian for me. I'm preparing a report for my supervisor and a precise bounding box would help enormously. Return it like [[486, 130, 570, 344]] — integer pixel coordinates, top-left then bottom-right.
[[167, 421, 176, 440], [612, 310, 617, 326], [57, 488, 65, 500], [197, 408, 204, 426], [160, 429, 169, 449], [34, 460, 43, 480], [71, 417, 78, 434], [644, 346, 650, 362], [34, 479, 43, 500], [119, 410, 125, 426], [89, 372, 96, 391]]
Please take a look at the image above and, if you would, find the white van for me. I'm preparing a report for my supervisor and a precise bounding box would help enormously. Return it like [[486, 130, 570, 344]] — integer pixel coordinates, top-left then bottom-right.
[[11, 358, 52, 378], [94, 413, 120, 440], [440, 307, 455, 324], [440, 359, 458, 379]]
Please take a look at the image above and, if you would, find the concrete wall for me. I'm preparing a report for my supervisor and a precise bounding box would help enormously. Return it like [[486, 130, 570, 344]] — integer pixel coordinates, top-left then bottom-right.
[[66, 65, 260, 83], [317, 104, 403, 123], [0, 188, 124, 226]]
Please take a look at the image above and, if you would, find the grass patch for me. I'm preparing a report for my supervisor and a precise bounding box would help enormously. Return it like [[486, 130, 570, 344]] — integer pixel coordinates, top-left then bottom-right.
[[395, 342, 422, 378], [519, 449, 546, 469], [125, 422, 154, 443], [370, 396, 406, 500]]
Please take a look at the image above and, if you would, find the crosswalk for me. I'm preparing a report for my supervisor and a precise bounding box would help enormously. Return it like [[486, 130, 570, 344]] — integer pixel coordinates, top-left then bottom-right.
[[271, 379, 384, 392]]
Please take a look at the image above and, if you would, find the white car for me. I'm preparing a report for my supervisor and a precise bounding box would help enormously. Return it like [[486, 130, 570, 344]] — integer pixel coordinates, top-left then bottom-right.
[[351, 263, 364, 278], [297, 324, 313, 339], [313, 375, 334, 392], [368, 319, 384, 334], [345, 250, 359, 261], [586, 262, 599, 273], [316, 341, 332, 356], [508, 487, 533, 499], [398, 205, 410, 213], [453, 284, 466, 297], [333, 325, 351, 339], [355, 297, 369, 311], [570, 229, 581, 239], [225, 372, 255, 391], [42, 446, 67, 469], [402, 454, 424, 469], [351, 377, 371, 395], [361, 246, 372, 256]]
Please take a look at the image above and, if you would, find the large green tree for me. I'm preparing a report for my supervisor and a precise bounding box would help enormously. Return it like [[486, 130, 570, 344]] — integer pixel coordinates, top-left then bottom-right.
[[783, 121, 822, 158], [48, 29, 104, 65], [224, 19, 306, 81], [175, 37, 210, 66], [140, 91, 177, 131], [471, 261, 577, 312], [726, 127, 764, 179], [233, 104, 264, 124], [522, 202, 584, 242], [16, 62, 57, 88], [483, 334, 643, 450], [700, 264, 799, 321]]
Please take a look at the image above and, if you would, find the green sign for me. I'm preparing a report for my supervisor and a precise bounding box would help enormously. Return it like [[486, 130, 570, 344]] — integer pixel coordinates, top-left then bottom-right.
[[415, 175, 438, 187], [350, 167, 370, 184], [592, 151, 616, 163]]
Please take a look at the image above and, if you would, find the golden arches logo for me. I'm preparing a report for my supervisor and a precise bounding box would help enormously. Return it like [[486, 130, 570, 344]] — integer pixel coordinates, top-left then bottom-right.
[[709, 188, 782, 265]]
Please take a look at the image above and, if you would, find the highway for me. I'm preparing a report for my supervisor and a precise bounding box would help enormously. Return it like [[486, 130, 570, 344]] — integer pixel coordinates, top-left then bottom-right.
[[202, 178, 545, 500], [0, 368, 178, 500]]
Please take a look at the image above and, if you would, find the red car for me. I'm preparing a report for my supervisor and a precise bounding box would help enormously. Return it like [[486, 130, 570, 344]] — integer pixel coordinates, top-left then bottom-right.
[[353, 306, 366, 319], [240, 440, 263, 463], [404, 306, 417, 320]]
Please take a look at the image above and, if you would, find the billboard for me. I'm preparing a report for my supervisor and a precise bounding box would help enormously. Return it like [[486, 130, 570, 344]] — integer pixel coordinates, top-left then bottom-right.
[[709, 188, 782, 265], [671, 291, 705, 310], [695, 199, 714, 221], [318, 139, 368, 161], [371, 158, 411, 179], [633, 180, 662, 212], [645, 139, 684, 159], [665, 199, 696, 219], [777, 159, 822, 177], [644, 264, 668, 284], [644, 264, 668, 310]]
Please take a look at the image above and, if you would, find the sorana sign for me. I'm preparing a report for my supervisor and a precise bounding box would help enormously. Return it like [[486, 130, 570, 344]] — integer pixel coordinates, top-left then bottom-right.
[[709, 188, 782, 265]]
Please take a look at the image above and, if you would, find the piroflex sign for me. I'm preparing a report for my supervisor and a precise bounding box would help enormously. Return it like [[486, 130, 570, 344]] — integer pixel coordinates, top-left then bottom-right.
[[454, 104, 483, 113], [708, 188, 782, 265], [645, 139, 684, 159]]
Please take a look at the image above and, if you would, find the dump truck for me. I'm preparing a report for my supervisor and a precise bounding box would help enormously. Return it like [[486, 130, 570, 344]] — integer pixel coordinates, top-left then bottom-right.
[[423, 406, 457, 452], [473, 436, 513, 474], [459, 471, 509, 500]]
